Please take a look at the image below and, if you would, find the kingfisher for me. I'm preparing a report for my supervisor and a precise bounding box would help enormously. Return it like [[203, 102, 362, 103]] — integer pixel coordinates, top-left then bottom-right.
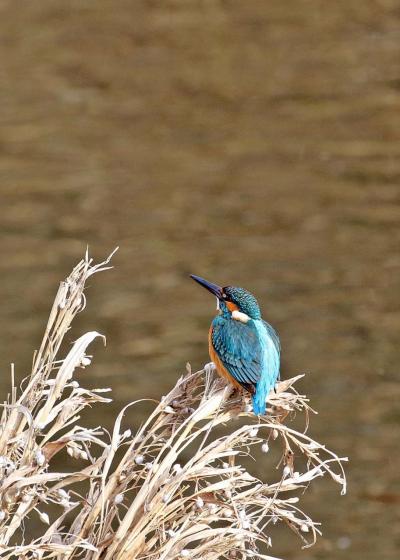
[[190, 275, 280, 415]]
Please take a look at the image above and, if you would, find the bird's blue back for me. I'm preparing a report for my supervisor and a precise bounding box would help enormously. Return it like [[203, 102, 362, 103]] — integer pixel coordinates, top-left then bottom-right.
[[211, 314, 280, 415]]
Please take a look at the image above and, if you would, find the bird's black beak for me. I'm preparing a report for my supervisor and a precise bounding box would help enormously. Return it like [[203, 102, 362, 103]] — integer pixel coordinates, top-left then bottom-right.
[[190, 274, 223, 299]]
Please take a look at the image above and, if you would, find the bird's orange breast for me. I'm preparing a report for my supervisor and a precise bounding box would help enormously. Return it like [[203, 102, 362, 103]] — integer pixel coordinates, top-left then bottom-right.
[[208, 325, 242, 390]]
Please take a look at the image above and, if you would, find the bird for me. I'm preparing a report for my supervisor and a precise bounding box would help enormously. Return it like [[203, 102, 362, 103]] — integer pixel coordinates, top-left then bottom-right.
[[190, 274, 280, 415]]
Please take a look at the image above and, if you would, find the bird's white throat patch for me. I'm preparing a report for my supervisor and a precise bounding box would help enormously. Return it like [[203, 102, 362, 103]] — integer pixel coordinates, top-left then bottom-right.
[[232, 310, 250, 323]]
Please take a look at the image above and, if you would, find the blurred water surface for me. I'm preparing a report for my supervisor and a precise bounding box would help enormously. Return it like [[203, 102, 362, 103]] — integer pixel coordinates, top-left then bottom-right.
[[0, 1, 399, 558]]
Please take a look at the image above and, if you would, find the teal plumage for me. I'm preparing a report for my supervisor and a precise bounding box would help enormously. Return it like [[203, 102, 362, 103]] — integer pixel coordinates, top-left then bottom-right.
[[211, 316, 262, 390], [190, 275, 281, 415]]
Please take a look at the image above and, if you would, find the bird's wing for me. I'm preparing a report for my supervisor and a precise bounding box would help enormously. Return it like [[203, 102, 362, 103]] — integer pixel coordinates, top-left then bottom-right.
[[262, 320, 280, 355], [261, 320, 281, 381], [210, 317, 263, 390]]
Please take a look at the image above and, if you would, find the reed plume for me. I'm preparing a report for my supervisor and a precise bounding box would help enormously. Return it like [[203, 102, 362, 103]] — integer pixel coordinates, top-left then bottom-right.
[[0, 251, 347, 559]]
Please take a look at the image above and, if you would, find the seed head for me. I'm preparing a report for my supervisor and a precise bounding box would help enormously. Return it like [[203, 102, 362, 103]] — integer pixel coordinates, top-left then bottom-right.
[[195, 497, 204, 509], [38, 511, 50, 525], [261, 442, 269, 453], [114, 494, 124, 505], [135, 455, 144, 465], [167, 529, 176, 538], [34, 450, 46, 467]]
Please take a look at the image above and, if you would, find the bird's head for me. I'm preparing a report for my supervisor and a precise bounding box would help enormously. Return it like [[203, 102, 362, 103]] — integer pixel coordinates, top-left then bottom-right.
[[190, 274, 261, 322]]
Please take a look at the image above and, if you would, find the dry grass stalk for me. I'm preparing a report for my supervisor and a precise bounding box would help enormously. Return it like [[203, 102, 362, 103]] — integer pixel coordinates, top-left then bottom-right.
[[0, 251, 347, 560]]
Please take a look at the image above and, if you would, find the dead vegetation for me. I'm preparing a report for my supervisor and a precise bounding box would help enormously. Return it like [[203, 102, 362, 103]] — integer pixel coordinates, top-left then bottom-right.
[[0, 251, 347, 559]]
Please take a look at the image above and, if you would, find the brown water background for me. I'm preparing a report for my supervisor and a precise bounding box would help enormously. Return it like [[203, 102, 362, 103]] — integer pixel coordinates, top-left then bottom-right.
[[1, 1, 399, 558]]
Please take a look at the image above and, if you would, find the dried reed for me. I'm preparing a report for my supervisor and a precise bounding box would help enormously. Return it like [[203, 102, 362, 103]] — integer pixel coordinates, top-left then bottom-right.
[[0, 251, 347, 559]]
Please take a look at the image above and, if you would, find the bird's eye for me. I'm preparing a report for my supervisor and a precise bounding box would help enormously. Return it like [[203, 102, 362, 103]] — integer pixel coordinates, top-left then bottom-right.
[[222, 293, 227, 299]]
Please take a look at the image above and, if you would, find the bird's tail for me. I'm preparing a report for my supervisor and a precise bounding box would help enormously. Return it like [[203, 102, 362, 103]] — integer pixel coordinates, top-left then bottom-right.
[[252, 392, 266, 416]]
